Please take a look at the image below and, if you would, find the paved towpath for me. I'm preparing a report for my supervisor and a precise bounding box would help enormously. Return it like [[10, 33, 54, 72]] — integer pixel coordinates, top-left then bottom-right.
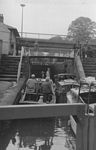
[[0, 78, 26, 105]]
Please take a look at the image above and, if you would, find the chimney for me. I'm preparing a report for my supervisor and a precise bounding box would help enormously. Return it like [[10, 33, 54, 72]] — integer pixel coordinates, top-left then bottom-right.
[[0, 14, 4, 23]]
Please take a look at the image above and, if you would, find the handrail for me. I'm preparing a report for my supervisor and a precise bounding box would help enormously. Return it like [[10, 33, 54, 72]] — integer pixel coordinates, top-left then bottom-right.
[[17, 46, 24, 83]]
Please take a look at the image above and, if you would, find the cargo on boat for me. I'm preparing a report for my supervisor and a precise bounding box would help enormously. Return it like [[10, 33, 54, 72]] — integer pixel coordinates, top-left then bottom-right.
[[54, 73, 78, 103], [67, 76, 96, 134]]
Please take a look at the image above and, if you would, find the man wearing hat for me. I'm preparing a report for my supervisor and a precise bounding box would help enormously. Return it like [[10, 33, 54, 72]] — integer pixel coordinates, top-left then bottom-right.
[[26, 74, 37, 100], [41, 77, 53, 102]]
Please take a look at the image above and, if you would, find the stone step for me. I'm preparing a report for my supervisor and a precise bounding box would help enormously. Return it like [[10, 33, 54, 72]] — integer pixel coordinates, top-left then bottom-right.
[[0, 66, 24, 71], [1, 58, 25, 63], [83, 60, 96, 63], [0, 74, 23, 80], [0, 74, 17, 78], [0, 71, 16, 74], [83, 59, 96, 77], [1, 56, 26, 61], [83, 67, 96, 71], [85, 73, 96, 77], [83, 58, 96, 61], [0, 68, 18, 72], [83, 64, 96, 67], [0, 56, 26, 81], [0, 71, 23, 74], [0, 71, 23, 76], [0, 78, 17, 82], [1, 60, 20, 64], [1, 61, 24, 64], [84, 68, 96, 72], [83, 62, 96, 65], [1, 58, 20, 61]]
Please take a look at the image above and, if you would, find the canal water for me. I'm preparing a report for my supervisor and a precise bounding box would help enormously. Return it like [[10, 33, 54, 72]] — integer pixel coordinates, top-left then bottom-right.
[[0, 117, 76, 150]]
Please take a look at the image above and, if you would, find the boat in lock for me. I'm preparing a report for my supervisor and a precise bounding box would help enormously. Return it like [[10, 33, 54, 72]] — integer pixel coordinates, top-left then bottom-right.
[[19, 78, 56, 105], [67, 76, 96, 134], [54, 73, 78, 103]]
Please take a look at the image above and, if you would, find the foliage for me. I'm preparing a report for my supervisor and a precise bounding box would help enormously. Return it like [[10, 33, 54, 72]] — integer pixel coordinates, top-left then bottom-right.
[[49, 35, 64, 42], [67, 17, 96, 43]]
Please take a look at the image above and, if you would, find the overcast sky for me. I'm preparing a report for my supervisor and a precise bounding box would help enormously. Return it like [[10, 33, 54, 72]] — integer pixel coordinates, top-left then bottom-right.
[[0, 0, 96, 36]]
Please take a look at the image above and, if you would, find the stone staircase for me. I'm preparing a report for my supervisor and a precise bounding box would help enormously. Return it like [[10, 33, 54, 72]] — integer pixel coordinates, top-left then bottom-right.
[[82, 57, 96, 77], [0, 55, 25, 81]]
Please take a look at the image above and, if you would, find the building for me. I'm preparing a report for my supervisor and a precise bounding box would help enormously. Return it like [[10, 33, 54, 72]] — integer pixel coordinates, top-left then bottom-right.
[[0, 14, 19, 55]]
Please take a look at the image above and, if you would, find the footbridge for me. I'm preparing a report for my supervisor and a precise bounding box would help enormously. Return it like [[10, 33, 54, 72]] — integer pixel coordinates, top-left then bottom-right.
[[15, 32, 88, 81], [0, 103, 85, 120]]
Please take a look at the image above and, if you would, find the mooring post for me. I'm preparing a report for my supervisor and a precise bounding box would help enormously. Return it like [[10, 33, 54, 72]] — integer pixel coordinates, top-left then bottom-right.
[[84, 106, 96, 150], [76, 106, 88, 150], [76, 105, 96, 150], [93, 105, 96, 150], [88, 113, 95, 150]]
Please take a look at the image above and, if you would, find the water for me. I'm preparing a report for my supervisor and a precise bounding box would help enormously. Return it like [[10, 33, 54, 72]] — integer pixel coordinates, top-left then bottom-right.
[[0, 117, 76, 150]]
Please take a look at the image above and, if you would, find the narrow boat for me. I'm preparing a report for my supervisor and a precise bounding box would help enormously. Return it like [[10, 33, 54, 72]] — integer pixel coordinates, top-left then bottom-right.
[[54, 73, 78, 103], [67, 77, 96, 134], [19, 78, 56, 104]]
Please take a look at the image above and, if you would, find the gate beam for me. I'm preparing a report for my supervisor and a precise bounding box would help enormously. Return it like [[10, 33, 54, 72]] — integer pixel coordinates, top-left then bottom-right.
[[0, 103, 85, 120]]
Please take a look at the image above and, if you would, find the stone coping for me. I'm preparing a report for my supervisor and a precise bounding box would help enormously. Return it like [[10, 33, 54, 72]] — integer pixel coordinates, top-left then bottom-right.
[[0, 78, 26, 105]]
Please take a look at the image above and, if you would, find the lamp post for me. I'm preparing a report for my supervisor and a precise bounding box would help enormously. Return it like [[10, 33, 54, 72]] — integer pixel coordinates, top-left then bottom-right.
[[20, 4, 25, 37]]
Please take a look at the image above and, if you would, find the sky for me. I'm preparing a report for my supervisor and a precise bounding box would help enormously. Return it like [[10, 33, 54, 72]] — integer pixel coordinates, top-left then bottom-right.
[[0, 0, 96, 37]]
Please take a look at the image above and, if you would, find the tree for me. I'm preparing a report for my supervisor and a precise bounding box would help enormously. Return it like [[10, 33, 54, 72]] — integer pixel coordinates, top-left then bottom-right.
[[49, 35, 64, 43], [67, 17, 96, 43]]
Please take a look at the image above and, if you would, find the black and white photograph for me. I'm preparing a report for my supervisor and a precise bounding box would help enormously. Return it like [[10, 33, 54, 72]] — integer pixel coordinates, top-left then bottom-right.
[[0, 0, 96, 149]]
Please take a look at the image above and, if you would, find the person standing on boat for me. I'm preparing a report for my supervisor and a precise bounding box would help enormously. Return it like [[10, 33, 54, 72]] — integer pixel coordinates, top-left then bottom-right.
[[26, 74, 38, 100], [46, 68, 50, 78], [41, 70, 45, 79], [41, 77, 53, 103], [26, 74, 37, 93]]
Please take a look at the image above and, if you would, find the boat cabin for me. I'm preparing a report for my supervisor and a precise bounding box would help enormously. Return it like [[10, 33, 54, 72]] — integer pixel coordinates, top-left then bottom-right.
[[67, 78, 96, 134], [54, 73, 76, 83], [54, 73, 78, 103], [67, 77, 96, 113]]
